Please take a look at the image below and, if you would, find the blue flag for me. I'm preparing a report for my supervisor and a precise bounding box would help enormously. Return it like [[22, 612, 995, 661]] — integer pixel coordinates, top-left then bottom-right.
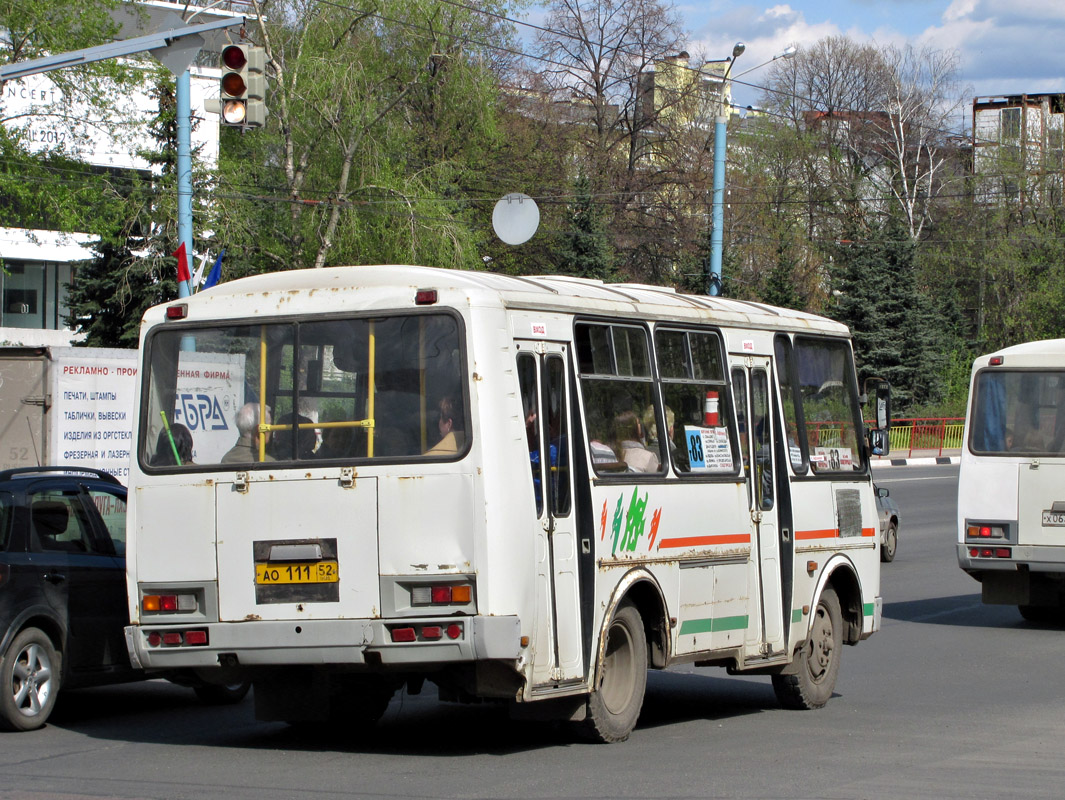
[[202, 249, 225, 290]]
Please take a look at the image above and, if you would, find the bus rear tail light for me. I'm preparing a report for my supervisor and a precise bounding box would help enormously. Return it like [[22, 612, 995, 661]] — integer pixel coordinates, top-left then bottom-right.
[[966, 524, 1006, 540], [147, 629, 209, 647], [389, 623, 464, 643], [411, 583, 473, 606], [142, 593, 198, 614], [968, 547, 1012, 559]]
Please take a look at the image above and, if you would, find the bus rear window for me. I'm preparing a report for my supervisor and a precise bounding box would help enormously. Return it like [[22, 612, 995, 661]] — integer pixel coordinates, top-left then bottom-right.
[[970, 370, 1065, 455], [141, 313, 466, 468]]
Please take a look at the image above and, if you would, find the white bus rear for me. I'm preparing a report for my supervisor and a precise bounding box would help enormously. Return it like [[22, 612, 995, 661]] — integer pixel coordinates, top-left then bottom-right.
[[958, 339, 1065, 620], [125, 265, 887, 741]]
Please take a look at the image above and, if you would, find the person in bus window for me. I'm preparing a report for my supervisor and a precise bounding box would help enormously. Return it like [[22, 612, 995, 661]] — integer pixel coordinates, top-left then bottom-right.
[[151, 423, 194, 466], [426, 395, 465, 455], [269, 412, 316, 460], [613, 410, 660, 472], [643, 404, 676, 460], [221, 402, 275, 463]]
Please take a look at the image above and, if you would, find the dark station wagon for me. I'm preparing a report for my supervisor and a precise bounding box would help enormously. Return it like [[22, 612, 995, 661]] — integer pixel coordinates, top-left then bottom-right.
[[0, 467, 246, 731]]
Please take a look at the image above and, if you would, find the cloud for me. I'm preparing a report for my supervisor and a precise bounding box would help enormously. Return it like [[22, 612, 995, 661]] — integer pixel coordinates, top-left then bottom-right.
[[920, 0, 1065, 97]]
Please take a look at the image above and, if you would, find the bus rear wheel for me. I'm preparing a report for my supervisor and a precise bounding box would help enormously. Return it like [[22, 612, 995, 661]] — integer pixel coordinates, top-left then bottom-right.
[[579, 602, 647, 743], [773, 587, 842, 710]]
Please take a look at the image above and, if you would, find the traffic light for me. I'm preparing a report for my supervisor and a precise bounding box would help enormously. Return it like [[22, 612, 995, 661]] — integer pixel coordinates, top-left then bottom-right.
[[219, 44, 266, 128]]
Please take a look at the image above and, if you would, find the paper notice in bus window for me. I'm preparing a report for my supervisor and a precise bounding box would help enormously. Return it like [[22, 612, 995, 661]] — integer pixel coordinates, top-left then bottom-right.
[[811, 446, 853, 471], [684, 425, 734, 472]]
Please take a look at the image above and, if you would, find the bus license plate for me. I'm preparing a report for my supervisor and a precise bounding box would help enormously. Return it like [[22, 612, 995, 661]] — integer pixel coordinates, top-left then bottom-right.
[[1042, 511, 1065, 527], [255, 561, 339, 584]]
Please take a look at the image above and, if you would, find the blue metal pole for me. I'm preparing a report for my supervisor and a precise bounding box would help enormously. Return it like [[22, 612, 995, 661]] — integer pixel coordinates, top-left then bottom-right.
[[709, 114, 728, 296], [177, 69, 193, 299]]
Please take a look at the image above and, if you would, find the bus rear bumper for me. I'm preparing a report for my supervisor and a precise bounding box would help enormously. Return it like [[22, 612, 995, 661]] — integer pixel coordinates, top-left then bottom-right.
[[957, 543, 1065, 605], [125, 615, 522, 671]]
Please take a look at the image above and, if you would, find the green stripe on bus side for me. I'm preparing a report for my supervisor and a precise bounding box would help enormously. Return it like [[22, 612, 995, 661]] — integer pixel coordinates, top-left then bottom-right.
[[678, 615, 749, 635], [863, 602, 875, 617], [792, 608, 803, 624]]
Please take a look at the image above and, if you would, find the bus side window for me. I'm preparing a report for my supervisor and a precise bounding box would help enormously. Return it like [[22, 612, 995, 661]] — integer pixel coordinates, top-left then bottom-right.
[[576, 323, 660, 474], [518, 353, 544, 516], [656, 327, 736, 477]]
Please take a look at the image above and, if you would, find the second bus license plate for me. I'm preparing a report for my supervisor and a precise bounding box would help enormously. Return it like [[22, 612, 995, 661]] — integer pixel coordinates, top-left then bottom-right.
[[255, 561, 339, 585]]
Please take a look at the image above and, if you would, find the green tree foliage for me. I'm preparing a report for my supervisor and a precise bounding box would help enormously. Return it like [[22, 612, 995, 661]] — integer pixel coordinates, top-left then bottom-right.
[[210, 0, 519, 275], [829, 218, 947, 412], [65, 73, 185, 346], [556, 173, 614, 279]]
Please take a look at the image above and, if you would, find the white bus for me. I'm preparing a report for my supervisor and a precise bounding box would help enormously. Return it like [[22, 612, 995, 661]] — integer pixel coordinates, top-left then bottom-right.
[[958, 339, 1065, 621], [124, 265, 889, 742]]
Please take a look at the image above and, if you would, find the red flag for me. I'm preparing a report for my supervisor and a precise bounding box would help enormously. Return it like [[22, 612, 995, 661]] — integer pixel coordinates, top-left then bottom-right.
[[174, 242, 191, 284]]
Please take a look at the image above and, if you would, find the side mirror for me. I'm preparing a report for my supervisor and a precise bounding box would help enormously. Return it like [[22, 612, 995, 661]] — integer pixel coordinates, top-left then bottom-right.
[[868, 428, 890, 457], [875, 380, 891, 430]]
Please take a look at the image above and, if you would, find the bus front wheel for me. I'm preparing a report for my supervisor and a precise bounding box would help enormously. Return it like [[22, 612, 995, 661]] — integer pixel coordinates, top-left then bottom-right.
[[773, 587, 842, 710], [579, 602, 647, 743]]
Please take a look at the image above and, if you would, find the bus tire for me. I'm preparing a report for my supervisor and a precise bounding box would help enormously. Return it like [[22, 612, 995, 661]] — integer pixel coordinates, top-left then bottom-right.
[[773, 587, 842, 710], [579, 602, 647, 743], [1017, 604, 1062, 624], [0, 627, 60, 732], [880, 521, 897, 563]]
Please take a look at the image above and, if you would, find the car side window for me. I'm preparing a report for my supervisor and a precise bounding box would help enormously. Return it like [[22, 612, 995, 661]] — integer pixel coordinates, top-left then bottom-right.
[[87, 489, 127, 556], [29, 490, 97, 554]]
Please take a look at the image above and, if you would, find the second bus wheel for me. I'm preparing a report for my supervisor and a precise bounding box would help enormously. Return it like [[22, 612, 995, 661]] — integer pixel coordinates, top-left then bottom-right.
[[578, 602, 647, 743], [772, 587, 842, 710]]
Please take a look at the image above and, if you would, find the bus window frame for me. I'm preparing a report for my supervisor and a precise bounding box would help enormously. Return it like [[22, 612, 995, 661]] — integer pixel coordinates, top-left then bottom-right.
[[137, 307, 471, 473], [786, 334, 869, 479], [967, 366, 1065, 457], [653, 324, 741, 480]]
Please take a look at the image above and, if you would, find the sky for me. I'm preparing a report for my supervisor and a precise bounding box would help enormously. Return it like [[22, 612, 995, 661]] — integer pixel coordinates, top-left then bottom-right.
[[679, 0, 1065, 117]]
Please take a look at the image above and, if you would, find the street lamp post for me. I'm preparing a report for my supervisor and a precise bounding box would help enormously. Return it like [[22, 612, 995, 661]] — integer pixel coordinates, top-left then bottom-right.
[[707, 44, 797, 296]]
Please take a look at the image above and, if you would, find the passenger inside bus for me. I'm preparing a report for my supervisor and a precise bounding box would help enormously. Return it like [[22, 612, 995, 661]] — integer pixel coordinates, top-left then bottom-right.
[[426, 395, 465, 455], [221, 402, 275, 463], [151, 423, 194, 466], [269, 413, 317, 460], [613, 410, 660, 472]]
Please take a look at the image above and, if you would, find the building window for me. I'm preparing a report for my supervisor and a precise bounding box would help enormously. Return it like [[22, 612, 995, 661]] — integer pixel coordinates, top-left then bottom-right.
[[1002, 107, 1021, 140], [0, 261, 75, 330]]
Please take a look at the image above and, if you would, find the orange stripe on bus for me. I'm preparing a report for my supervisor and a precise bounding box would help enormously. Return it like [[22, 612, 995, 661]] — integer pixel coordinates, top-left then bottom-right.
[[658, 534, 751, 549], [796, 528, 878, 540], [795, 529, 838, 540]]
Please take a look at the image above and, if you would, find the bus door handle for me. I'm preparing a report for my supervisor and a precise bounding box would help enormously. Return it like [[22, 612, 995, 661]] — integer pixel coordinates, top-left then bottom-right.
[[234, 472, 249, 493]]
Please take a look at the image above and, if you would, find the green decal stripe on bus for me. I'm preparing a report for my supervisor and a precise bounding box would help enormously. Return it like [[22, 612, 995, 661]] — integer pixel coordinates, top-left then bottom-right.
[[792, 608, 803, 624], [863, 602, 875, 616], [679, 615, 749, 635]]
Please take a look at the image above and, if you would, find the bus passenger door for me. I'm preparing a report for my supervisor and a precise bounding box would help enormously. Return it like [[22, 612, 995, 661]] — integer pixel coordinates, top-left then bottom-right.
[[732, 361, 787, 659], [517, 342, 584, 689]]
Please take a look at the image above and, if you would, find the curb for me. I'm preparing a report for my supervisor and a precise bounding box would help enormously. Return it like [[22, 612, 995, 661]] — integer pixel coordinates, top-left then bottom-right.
[[872, 456, 960, 468]]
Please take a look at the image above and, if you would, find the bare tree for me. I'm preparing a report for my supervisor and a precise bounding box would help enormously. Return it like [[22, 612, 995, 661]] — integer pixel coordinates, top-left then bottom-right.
[[876, 43, 966, 240]]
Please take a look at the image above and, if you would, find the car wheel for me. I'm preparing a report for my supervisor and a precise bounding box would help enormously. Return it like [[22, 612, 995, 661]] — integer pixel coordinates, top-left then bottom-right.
[[773, 587, 842, 710], [881, 521, 897, 563], [0, 627, 60, 732], [578, 602, 647, 743], [193, 679, 251, 705]]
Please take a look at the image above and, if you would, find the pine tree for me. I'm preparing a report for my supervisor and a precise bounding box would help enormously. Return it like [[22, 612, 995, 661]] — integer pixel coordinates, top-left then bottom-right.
[[557, 173, 614, 280], [65, 73, 183, 347], [828, 217, 946, 413]]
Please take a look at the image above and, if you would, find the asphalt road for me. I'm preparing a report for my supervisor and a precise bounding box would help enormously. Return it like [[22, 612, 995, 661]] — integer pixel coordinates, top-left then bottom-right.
[[3, 463, 1063, 800]]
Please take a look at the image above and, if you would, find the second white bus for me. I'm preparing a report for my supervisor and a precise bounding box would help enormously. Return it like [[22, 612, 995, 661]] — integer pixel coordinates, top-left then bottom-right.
[[959, 338, 1065, 620], [125, 265, 888, 742]]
